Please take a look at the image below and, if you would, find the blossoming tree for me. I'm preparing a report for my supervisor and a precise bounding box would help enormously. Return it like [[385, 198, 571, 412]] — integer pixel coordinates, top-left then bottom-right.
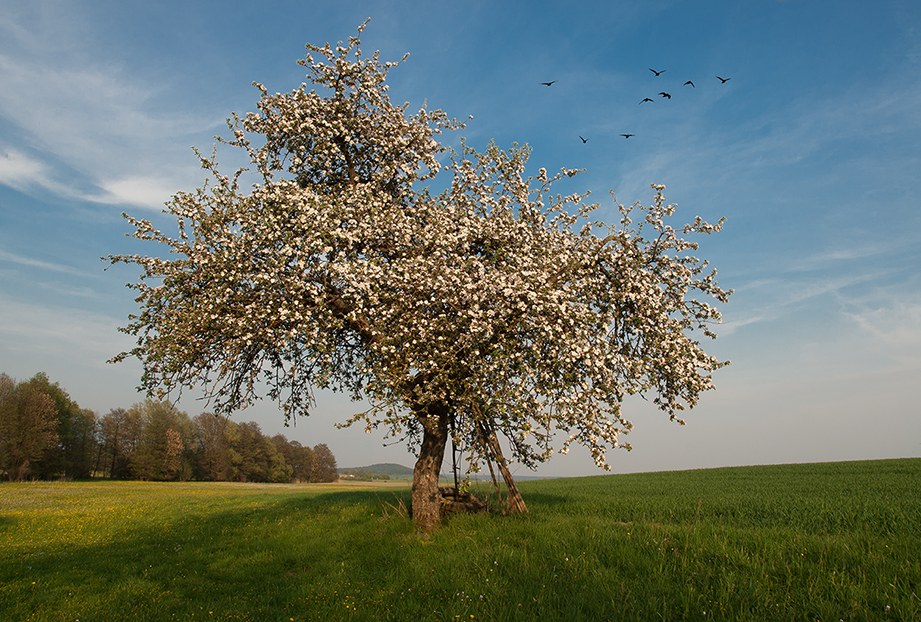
[[110, 23, 732, 532]]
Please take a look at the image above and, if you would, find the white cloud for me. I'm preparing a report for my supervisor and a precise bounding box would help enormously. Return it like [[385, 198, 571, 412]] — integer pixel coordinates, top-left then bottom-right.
[[0, 146, 187, 210], [0, 147, 78, 197], [92, 176, 178, 210], [0, 148, 43, 187]]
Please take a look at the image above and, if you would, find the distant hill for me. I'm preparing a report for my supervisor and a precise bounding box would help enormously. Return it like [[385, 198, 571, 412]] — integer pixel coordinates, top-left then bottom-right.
[[339, 463, 414, 477]]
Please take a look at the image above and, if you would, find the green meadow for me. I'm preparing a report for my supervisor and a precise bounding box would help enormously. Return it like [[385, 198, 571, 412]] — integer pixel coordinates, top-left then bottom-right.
[[1, 459, 918, 621]]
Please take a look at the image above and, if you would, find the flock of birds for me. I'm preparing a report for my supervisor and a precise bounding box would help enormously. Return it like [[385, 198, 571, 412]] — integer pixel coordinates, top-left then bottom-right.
[[540, 68, 731, 143]]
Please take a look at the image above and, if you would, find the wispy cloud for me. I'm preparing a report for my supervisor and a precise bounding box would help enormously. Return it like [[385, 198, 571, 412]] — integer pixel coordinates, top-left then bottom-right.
[[718, 268, 892, 336], [89, 177, 181, 211], [723, 82, 921, 182], [839, 288, 921, 367], [0, 148, 44, 189], [0, 147, 83, 198], [0, 15, 224, 211], [34, 281, 101, 299], [0, 297, 130, 367], [0, 248, 91, 277], [610, 55, 921, 202], [0, 146, 186, 210]]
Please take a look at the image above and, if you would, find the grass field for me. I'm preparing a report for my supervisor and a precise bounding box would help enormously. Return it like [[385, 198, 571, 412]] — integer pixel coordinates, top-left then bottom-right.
[[1, 459, 918, 621]]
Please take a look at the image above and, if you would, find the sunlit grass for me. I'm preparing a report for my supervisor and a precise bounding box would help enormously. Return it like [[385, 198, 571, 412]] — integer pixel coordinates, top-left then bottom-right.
[[1, 459, 918, 621]]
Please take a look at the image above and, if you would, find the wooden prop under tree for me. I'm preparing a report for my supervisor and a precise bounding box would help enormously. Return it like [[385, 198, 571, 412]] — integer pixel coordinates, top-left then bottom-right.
[[439, 408, 525, 519]]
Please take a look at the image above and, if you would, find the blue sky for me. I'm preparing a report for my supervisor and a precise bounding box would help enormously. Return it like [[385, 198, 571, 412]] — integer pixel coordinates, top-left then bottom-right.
[[1, 0, 919, 476]]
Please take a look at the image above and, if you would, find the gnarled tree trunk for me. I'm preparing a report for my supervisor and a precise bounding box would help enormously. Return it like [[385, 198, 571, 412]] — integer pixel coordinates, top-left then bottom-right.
[[411, 402, 450, 533]]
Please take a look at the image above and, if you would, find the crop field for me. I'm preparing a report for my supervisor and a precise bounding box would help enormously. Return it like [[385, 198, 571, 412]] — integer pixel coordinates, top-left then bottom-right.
[[1, 459, 918, 621]]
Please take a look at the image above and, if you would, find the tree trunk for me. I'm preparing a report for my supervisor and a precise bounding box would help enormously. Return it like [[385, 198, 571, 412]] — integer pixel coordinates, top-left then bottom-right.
[[479, 422, 527, 515], [411, 402, 450, 533], [494, 449, 527, 515], [14, 459, 30, 482]]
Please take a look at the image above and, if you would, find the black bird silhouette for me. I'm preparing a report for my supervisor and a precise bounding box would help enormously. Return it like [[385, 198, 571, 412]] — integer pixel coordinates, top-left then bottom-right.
[[639, 97, 655, 104], [716, 76, 731, 83], [620, 134, 635, 139], [540, 81, 557, 87], [579, 135, 589, 143], [649, 68, 666, 76], [684, 80, 695, 88], [659, 92, 671, 99]]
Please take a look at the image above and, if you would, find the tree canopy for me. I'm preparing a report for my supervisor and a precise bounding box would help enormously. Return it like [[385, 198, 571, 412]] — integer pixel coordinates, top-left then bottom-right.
[[110, 22, 731, 531], [0, 373, 58, 481]]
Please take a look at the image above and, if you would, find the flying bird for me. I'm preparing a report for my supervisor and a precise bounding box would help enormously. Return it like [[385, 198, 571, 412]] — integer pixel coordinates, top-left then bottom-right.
[[540, 80, 557, 87], [716, 76, 731, 83], [639, 97, 655, 104], [659, 92, 672, 99], [684, 80, 695, 88], [579, 135, 589, 143], [649, 68, 666, 76], [620, 134, 635, 139]]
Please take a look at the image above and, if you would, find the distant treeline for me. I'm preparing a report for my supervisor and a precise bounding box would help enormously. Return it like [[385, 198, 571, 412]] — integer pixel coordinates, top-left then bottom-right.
[[0, 372, 337, 483]]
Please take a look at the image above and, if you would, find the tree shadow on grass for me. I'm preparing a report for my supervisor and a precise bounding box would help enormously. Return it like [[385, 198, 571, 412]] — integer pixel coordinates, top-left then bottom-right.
[[0, 486, 501, 620], [1, 483, 652, 621]]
